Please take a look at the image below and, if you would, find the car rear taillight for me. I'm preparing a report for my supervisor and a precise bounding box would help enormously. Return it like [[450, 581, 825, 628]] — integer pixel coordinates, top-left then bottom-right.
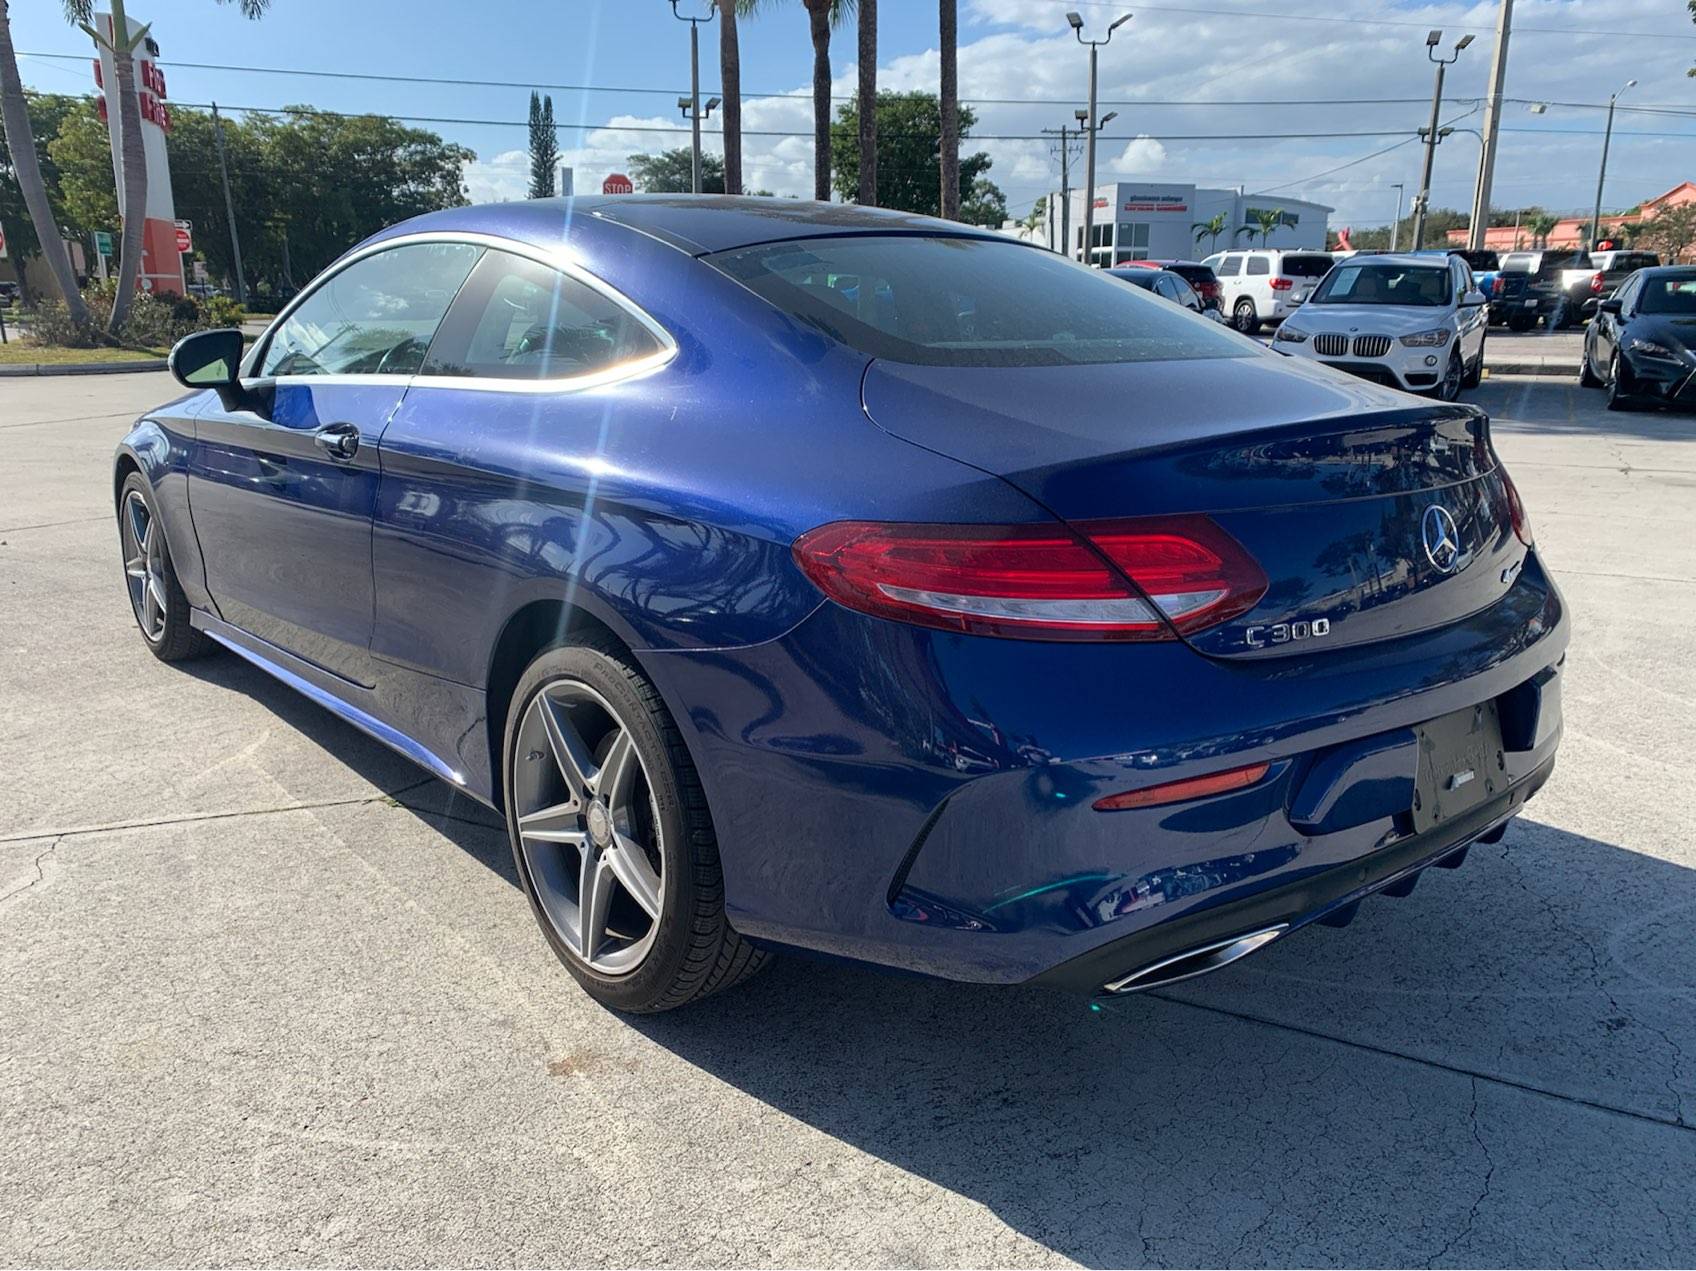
[[1500, 469, 1534, 547], [1590, 271, 1605, 295], [1093, 761, 1271, 811], [792, 516, 1268, 642], [1268, 277, 1293, 291], [1491, 275, 1504, 295]]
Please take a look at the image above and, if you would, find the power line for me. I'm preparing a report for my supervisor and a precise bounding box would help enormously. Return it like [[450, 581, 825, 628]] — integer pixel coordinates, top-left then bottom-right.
[[17, 49, 1696, 114], [1045, 0, 1696, 40]]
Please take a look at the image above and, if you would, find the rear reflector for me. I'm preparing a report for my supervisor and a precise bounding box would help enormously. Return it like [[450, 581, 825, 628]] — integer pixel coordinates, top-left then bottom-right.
[[1093, 761, 1270, 811], [792, 516, 1267, 642]]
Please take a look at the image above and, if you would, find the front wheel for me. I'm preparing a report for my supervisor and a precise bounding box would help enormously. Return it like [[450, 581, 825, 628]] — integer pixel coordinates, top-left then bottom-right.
[[503, 640, 767, 1012], [1508, 313, 1536, 333], [116, 472, 212, 662], [1606, 351, 1634, 412], [1232, 299, 1260, 334], [1579, 342, 1601, 387], [1434, 349, 1464, 401], [1462, 333, 1485, 389]]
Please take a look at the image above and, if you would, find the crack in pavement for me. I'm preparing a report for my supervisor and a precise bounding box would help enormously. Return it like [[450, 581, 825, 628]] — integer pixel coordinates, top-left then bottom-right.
[[1152, 993, 1696, 1137], [0, 835, 65, 908], [1, 515, 110, 534], [0, 777, 438, 846]]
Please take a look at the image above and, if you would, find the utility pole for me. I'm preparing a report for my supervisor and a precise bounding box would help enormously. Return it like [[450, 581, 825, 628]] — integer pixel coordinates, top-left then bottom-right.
[[1411, 29, 1472, 251], [1042, 123, 1079, 257], [1589, 79, 1636, 249], [211, 102, 245, 305], [670, 1, 715, 194], [1467, 0, 1512, 250], [1390, 182, 1405, 251], [1067, 10, 1130, 267]]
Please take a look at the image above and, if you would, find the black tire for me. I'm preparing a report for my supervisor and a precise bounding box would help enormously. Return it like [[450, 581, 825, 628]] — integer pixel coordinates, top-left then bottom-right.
[[116, 471, 213, 663], [1232, 299, 1260, 334], [502, 639, 767, 1012], [1507, 313, 1535, 333], [1434, 349, 1464, 401], [1606, 351, 1633, 412], [1462, 333, 1485, 389], [1579, 341, 1601, 387]]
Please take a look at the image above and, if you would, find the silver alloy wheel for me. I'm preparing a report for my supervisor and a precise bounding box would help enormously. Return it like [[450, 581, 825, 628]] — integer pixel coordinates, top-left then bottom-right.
[[1440, 351, 1463, 401], [513, 678, 665, 975], [121, 490, 168, 641]]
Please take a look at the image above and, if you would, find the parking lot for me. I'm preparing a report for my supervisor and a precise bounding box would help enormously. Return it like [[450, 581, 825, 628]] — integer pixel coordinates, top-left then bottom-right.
[[2, 370, 1693, 1266]]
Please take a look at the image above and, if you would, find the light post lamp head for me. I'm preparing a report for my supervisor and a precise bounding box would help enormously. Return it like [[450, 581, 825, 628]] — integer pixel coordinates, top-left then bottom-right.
[[1454, 33, 1474, 51], [1108, 13, 1133, 34], [1074, 108, 1088, 125], [1425, 28, 1442, 47], [1066, 11, 1084, 31], [677, 96, 692, 116], [1100, 111, 1118, 129], [706, 96, 722, 114]]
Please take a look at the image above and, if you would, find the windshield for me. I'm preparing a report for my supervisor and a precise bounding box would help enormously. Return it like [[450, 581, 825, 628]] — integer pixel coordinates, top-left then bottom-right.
[[1310, 263, 1451, 307], [1638, 275, 1696, 315], [706, 236, 1252, 367]]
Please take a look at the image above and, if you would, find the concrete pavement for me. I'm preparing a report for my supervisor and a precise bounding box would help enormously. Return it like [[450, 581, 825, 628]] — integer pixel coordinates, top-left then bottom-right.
[[1, 371, 1693, 1267]]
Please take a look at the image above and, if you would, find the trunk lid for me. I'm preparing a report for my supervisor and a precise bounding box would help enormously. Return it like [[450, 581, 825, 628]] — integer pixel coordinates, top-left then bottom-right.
[[860, 353, 1526, 661]]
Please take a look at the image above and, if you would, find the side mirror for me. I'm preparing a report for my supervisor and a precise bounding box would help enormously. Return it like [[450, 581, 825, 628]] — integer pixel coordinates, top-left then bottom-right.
[[1599, 297, 1622, 316], [169, 328, 269, 414], [1460, 289, 1487, 307]]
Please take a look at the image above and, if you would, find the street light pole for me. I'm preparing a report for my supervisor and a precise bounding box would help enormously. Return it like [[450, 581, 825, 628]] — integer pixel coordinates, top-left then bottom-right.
[[670, 1, 715, 195], [1410, 29, 1472, 251], [1589, 79, 1636, 249], [1390, 182, 1405, 251], [1467, 0, 1512, 250], [1042, 124, 1076, 256], [1067, 10, 1130, 268]]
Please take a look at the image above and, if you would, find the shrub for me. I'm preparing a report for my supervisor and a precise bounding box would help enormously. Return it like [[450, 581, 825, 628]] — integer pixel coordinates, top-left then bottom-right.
[[30, 282, 247, 350]]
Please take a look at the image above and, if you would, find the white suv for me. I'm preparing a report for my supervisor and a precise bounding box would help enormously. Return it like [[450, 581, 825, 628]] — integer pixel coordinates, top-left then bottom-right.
[[1269, 253, 1489, 400], [1200, 248, 1335, 333]]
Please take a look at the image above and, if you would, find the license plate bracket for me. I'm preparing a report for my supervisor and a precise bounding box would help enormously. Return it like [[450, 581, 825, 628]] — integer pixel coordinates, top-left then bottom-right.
[[1412, 701, 1505, 835]]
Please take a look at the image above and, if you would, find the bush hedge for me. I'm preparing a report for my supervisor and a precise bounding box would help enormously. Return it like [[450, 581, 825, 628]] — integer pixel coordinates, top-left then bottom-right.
[[31, 282, 245, 351]]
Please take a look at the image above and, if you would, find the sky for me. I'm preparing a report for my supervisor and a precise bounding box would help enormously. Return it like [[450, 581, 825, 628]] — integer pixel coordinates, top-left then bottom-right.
[[8, 0, 1695, 231]]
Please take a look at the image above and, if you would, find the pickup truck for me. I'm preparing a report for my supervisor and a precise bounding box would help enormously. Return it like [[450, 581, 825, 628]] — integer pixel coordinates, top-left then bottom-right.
[[1494, 250, 1595, 330], [1576, 249, 1660, 318]]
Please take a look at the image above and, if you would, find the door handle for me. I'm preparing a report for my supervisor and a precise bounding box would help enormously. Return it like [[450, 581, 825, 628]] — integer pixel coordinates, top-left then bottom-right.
[[313, 422, 360, 461]]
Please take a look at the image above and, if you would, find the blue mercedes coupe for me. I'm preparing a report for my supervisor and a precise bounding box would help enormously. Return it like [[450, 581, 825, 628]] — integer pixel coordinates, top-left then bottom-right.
[[116, 197, 1567, 1011]]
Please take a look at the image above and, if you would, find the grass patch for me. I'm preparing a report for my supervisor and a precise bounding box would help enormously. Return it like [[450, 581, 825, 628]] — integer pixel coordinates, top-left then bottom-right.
[[0, 340, 167, 366]]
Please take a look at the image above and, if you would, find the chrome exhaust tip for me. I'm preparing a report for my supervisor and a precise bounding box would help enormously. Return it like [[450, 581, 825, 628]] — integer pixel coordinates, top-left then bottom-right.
[[1102, 925, 1289, 995]]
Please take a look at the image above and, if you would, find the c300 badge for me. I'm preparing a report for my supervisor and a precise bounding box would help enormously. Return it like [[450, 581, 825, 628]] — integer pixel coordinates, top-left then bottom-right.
[[1245, 618, 1331, 649]]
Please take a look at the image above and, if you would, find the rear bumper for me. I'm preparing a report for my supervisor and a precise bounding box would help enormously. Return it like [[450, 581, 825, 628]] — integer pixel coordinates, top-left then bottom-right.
[[642, 551, 1569, 987]]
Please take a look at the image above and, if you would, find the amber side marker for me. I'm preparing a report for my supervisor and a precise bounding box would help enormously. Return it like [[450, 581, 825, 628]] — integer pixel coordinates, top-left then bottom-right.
[[1093, 761, 1271, 812]]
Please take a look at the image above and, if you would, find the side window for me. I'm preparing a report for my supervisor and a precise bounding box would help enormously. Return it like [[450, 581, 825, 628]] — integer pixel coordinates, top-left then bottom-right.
[[423, 249, 664, 381], [1246, 256, 1270, 276], [1171, 276, 1200, 309], [1215, 255, 1241, 278], [261, 242, 482, 377]]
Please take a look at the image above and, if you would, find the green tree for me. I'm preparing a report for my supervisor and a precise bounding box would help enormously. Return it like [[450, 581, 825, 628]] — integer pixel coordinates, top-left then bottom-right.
[[1192, 211, 1228, 252], [0, 7, 88, 319], [1527, 211, 1559, 247], [527, 92, 557, 199], [45, 98, 118, 235], [630, 147, 725, 194], [828, 91, 1001, 222], [1021, 198, 1045, 233], [1641, 203, 1696, 263]]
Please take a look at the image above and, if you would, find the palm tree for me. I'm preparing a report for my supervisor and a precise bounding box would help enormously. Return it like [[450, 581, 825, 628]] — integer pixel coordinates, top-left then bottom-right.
[[1527, 212, 1559, 248], [856, 0, 875, 205], [718, 1, 742, 194], [745, 0, 852, 201], [0, 0, 88, 322], [939, 0, 957, 220], [1192, 211, 1228, 253], [1246, 206, 1287, 247], [63, 0, 266, 332]]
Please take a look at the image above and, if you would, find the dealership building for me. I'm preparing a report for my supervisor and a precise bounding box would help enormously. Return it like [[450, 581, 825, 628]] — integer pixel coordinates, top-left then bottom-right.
[[1010, 182, 1332, 264]]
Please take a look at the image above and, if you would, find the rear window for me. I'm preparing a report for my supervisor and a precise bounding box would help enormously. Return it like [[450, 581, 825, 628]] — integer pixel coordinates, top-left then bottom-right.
[[1167, 264, 1218, 286], [705, 236, 1250, 368], [1454, 251, 1498, 271], [1281, 254, 1334, 278], [1501, 253, 1538, 273]]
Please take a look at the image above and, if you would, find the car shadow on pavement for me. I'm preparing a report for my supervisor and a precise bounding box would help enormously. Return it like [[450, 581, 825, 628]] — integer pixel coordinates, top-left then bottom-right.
[[180, 651, 1696, 1266], [1475, 377, 1696, 443]]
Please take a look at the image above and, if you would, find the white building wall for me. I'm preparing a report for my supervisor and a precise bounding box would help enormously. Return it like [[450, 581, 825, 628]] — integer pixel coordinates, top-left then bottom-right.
[[1040, 182, 1331, 262]]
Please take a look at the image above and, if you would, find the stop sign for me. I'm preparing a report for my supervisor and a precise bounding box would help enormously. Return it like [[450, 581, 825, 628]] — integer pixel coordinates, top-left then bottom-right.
[[173, 222, 192, 253], [602, 173, 634, 195]]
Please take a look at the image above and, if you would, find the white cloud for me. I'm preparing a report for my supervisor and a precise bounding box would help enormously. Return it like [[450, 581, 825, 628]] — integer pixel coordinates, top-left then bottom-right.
[[471, 0, 1695, 229]]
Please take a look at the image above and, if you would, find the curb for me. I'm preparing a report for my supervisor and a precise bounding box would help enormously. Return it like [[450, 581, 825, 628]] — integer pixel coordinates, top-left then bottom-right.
[[0, 358, 168, 377], [1483, 362, 1579, 379]]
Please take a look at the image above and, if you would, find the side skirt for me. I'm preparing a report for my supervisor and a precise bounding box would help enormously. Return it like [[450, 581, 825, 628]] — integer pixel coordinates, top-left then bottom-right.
[[191, 609, 481, 799]]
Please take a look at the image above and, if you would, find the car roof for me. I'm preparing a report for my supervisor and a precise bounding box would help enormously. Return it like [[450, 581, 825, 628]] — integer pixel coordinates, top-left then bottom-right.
[[369, 195, 1013, 258], [1337, 253, 1450, 268]]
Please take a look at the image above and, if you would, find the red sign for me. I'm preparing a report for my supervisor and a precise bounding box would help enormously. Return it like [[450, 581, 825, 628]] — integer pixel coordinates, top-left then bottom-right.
[[602, 173, 634, 195], [173, 222, 192, 254]]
